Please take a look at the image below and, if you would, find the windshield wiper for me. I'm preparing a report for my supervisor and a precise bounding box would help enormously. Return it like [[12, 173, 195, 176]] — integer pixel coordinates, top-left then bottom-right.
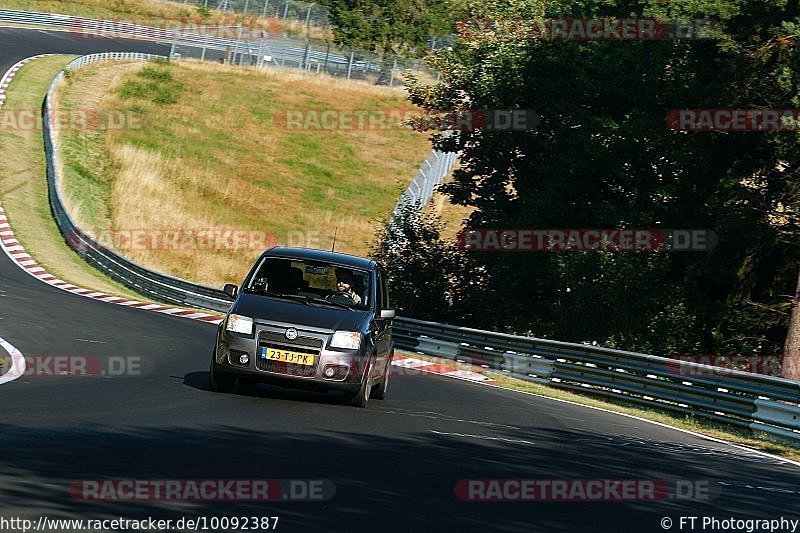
[[260, 291, 313, 306], [260, 292, 353, 310], [303, 296, 354, 311]]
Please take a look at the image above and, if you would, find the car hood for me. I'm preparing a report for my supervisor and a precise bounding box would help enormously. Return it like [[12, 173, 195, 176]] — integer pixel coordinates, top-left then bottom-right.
[[232, 293, 371, 332]]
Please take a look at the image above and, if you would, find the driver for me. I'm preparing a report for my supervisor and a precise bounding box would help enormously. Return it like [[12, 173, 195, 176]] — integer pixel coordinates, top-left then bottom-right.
[[335, 269, 362, 305]]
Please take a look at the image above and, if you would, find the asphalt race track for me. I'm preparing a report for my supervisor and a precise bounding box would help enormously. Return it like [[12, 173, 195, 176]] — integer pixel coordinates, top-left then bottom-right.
[[0, 27, 799, 533]]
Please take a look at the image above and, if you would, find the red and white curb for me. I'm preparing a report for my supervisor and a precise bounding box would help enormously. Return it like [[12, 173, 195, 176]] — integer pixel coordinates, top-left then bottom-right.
[[0, 54, 54, 109], [0, 55, 498, 386], [393, 356, 498, 385], [0, 202, 222, 324]]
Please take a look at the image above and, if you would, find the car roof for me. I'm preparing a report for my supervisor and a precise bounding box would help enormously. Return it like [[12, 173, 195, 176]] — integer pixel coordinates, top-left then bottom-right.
[[262, 247, 376, 270]]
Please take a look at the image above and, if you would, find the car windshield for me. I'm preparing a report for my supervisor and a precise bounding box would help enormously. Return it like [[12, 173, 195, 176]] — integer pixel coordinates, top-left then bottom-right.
[[244, 257, 371, 311]]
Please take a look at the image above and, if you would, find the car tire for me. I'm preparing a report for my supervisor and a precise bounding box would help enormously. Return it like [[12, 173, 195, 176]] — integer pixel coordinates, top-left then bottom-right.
[[348, 357, 375, 408], [209, 356, 236, 393], [371, 351, 393, 400]]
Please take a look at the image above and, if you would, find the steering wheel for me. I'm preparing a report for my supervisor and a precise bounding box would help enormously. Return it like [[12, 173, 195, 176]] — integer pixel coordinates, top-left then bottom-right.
[[325, 291, 357, 304], [251, 277, 268, 292]]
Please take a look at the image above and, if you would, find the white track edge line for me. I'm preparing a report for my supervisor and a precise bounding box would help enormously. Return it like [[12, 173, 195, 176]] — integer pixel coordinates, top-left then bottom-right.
[[0, 336, 26, 385], [409, 360, 800, 469], [3, 54, 797, 467]]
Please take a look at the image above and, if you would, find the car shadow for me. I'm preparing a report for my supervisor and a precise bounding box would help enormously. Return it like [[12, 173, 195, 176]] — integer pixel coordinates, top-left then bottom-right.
[[183, 370, 347, 406], [0, 422, 797, 533]]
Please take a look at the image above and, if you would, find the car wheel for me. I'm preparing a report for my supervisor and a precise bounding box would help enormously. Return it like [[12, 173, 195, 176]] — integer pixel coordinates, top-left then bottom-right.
[[209, 356, 236, 393], [349, 356, 375, 408], [371, 351, 393, 400]]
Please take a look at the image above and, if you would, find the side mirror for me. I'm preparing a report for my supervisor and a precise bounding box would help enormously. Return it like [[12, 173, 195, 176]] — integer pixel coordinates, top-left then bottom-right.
[[223, 283, 239, 299], [379, 309, 396, 319]]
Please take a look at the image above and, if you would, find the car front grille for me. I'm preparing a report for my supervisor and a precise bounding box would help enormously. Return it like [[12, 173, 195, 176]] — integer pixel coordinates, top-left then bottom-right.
[[256, 329, 323, 378], [258, 331, 323, 350]]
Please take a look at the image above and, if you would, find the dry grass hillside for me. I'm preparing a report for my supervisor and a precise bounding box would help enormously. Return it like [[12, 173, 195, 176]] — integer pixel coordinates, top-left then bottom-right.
[[54, 59, 431, 286]]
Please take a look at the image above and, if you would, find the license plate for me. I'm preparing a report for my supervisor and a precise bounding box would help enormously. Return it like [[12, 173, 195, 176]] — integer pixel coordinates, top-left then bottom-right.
[[260, 347, 315, 366]]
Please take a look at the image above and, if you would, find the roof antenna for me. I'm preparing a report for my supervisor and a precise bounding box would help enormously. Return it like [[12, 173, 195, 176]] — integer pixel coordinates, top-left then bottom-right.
[[331, 226, 338, 252]]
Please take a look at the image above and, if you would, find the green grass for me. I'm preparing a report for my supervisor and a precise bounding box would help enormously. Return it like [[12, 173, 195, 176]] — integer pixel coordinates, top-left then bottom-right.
[[2, 62, 795, 461], [54, 59, 430, 286], [0, 56, 151, 305]]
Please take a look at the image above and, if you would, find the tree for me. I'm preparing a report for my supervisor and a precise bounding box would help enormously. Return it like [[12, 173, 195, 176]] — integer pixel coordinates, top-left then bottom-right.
[[319, 0, 456, 55], [783, 268, 800, 379], [406, 0, 800, 357], [371, 202, 479, 323]]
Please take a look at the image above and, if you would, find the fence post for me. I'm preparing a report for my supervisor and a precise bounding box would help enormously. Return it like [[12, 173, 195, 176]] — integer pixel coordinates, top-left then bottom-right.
[[346, 49, 354, 79], [230, 26, 242, 64], [305, 4, 313, 28], [301, 40, 310, 70], [322, 40, 330, 74], [389, 58, 397, 87]]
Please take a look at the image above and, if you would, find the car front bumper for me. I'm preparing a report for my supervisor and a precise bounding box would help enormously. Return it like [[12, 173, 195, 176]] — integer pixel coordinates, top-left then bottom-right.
[[214, 324, 367, 393]]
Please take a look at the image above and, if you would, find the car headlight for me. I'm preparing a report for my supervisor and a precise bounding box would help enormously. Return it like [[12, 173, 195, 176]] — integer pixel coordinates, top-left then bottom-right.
[[331, 331, 362, 350], [226, 314, 253, 335]]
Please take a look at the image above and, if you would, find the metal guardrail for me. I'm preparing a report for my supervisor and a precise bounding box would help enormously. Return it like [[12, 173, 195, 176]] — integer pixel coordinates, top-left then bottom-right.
[[0, 9, 425, 82], [42, 53, 448, 311], [5, 5, 457, 212], [44, 53, 233, 313], [0, 9, 350, 69], [392, 317, 800, 444], [0, 9, 243, 50], [394, 149, 458, 213], [39, 55, 799, 446], [197, 0, 330, 28]]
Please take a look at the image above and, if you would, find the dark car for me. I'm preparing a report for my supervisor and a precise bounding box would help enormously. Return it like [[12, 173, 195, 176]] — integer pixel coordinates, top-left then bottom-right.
[[210, 247, 396, 407]]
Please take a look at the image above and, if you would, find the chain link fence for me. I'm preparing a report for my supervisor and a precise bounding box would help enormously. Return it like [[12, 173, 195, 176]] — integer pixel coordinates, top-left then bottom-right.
[[0, 7, 441, 86], [166, 29, 441, 86], [159, 1, 443, 84], [170, 0, 330, 28]]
